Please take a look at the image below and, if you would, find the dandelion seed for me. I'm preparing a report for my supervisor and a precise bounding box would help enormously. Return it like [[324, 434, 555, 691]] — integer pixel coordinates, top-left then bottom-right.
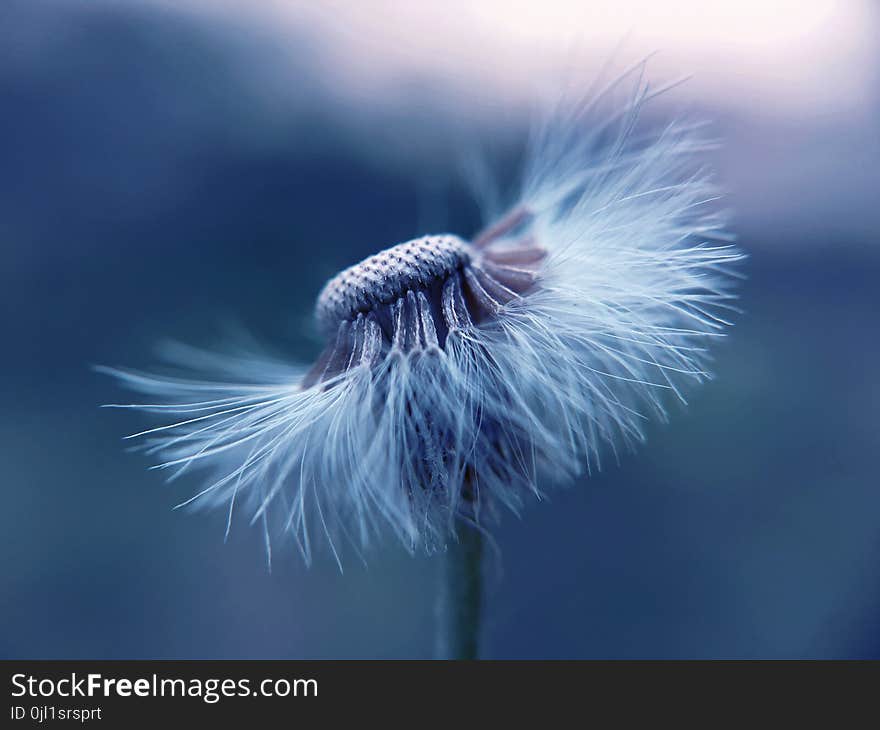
[[100, 62, 743, 571]]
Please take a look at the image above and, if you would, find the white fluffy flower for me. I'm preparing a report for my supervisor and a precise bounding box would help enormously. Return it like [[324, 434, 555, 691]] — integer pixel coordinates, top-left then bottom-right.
[[102, 62, 743, 566]]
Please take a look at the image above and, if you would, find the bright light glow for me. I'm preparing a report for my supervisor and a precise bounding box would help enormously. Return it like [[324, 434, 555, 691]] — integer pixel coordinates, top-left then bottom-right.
[[151, 0, 877, 116]]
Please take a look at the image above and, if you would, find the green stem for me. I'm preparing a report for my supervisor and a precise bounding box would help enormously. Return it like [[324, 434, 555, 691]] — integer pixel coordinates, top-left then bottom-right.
[[436, 521, 484, 660]]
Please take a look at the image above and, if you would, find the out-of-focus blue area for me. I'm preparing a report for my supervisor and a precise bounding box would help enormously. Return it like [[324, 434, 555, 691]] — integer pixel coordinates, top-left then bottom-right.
[[2, 0, 879, 658]]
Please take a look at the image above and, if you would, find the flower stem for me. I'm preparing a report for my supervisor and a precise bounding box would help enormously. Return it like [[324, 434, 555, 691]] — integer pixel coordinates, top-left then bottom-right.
[[436, 521, 484, 660]]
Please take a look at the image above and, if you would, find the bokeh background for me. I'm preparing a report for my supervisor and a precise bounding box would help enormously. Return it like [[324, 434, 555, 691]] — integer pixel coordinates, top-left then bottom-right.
[[2, 0, 879, 659]]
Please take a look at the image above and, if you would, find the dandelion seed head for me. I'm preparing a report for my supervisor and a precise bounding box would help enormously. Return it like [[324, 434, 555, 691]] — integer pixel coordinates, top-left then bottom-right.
[[307, 233, 544, 386], [315, 235, 472, 337], [101, 61, 744, 566]]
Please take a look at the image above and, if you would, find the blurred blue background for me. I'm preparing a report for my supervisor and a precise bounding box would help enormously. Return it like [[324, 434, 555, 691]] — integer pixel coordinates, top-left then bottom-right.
[[2, 0, 879, 658]]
